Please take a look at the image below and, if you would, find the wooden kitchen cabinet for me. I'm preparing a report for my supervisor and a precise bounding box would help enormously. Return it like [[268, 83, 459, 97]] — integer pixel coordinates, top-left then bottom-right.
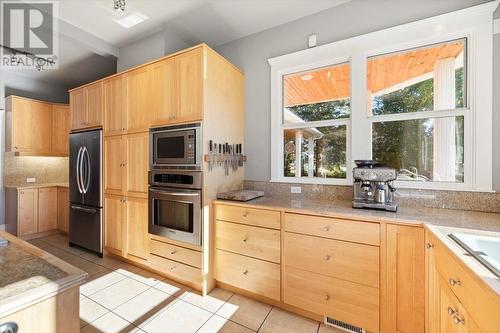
[[150, 58, 176, 125], [52, 104, 70, 155], [18, 189, 39, 236], [30, 101, 52, 154], [125, 66, 151, 133], [38, 187, 58, 232], [126, 197, 149, 262], [176, 47, 203, 123], [57, 187, 69, 233], [385, 224, 425, 333], [104, 75, 127, 136], [104, 194, 125, 254], [104, 135, 125, 195], [125, 132, 149, 198], [70, 82, 103, 131]]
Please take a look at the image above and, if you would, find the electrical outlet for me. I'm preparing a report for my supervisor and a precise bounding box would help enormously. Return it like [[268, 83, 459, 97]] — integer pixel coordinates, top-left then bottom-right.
[[26, 177, 36, 183], [291, 186, 302, 194]]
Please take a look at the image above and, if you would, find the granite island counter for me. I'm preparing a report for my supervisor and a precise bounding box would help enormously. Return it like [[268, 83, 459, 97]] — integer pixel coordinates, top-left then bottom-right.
[[0, 231, 87, 332]]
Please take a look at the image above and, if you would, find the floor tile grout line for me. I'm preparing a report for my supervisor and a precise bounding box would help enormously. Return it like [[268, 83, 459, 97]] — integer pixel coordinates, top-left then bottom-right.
[[256, 305, 274, 332], [194, 312, 217, 333], [81, 273, 128, 297], [86, 283, 155, 312]]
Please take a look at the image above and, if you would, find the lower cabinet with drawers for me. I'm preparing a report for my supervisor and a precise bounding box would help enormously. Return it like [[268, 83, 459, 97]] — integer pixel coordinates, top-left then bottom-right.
[[213, 202, 427, 333]]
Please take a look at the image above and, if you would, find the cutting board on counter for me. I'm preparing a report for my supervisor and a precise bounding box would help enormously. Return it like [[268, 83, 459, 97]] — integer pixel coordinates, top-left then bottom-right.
[[217, 190, 264, 202]]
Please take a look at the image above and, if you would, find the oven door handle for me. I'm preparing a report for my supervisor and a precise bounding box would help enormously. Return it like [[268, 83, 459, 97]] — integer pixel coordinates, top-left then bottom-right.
[[149, 188, 200, 196]]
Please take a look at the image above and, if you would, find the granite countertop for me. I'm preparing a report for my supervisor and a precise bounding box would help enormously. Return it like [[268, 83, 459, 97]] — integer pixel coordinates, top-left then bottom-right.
[[0, 231, 87, 318], [213, 196, 500, 232], [4, 182, 69, 189]]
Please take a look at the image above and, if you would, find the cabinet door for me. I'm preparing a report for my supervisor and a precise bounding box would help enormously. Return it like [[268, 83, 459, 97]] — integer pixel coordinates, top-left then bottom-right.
[[126, 197, 149, 261], [176, 48, 203, 123], [437, 276, 469, 333], [70, 88, 86, 130], [31, 101, 52, 153], [125, 132, 149, 198], [104, 194, 125, 253], [104, 136, 125, 195], [104, 76, 126, 136], [150, 58, 176, 125], [57, 187, 69, 233], [18, 189, 38, 236], [86, 82, 103, 128], [52, 104, 70, 155], [38, 187, 58, 232], [11, 97, 33, 152], [385, 225, 425, 333], [126, 67, 151, 133]]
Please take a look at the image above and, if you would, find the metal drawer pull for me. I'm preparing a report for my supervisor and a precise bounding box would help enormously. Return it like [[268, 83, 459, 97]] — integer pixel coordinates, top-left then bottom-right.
[[242, 269, 249, 276], [449, 278, 461, 286], [170, 250, 177, 255], [453, 316, 465, 325], [169, 266, 176, 271], [426, 243, 434, 249], [324, 255, 331, 261], [242, 236, 248, 243], [242, 211, 248, 218], [447, 307, 456, 316], [323, 225, 330, 232], [324, 295, 330, 301]]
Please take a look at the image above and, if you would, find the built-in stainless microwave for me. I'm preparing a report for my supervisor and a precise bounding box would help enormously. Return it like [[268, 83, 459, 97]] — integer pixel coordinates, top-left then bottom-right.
[[150, 123, 202, 170]]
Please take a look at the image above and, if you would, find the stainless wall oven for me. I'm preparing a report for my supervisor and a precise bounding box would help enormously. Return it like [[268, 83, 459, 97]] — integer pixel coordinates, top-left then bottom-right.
[[148, 170, 202, 246], [150, 123, 201, 170]]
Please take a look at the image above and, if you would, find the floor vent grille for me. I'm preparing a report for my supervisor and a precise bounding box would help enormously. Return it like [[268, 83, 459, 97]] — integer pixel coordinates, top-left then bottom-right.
[[324, 316, 365, 333]]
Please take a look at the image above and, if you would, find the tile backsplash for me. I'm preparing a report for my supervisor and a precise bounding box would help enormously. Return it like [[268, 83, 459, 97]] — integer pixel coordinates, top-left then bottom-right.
[[3, 156, 69, 186], [243, 180, 500, 213]]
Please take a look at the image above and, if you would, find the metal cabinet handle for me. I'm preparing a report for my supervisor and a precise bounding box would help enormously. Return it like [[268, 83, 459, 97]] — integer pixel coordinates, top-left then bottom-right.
[[242, 211, 248, 218], [19, 191, 24, 195], [242, 236, 248, 243], [170, 250, 177, 255], [324, 295, 331, 301], [449, 278, 461, 286], [323, 225, 330, 232], [447, 307, 456, 316], [242, 269, 248, 276], [426, 243, 434, 249], [453, 316, 465, 325], [324, 255, 331, 261]]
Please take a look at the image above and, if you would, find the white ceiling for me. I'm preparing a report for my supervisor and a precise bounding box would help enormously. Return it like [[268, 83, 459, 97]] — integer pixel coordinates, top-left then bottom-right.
[[57, 0, 349, 47]]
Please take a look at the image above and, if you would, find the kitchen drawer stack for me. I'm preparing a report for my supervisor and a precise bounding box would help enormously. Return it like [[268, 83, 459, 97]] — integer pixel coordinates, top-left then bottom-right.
[[149, 236, 203, 290], [283, 213, 380, 333], [214, 205, 281, 301]]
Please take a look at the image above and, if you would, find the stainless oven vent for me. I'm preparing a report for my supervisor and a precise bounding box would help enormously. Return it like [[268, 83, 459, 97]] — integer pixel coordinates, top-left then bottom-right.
[[324, 316, 365, 333]]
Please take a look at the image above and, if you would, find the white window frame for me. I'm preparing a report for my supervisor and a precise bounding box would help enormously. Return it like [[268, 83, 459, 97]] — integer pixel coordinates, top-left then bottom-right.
[[268, 2, 496, 191]]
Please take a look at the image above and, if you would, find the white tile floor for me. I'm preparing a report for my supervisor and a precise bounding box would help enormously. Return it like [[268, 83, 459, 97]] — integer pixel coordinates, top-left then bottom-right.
[[30, 234, 342, 333]]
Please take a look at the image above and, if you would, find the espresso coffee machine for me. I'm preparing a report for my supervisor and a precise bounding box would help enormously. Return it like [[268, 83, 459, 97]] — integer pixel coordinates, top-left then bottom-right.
[[352, 160, 398, 212]]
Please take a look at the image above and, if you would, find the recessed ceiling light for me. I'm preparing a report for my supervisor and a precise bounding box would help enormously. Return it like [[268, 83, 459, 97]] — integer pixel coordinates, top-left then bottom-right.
[[301, 74, 313, 81], [113, 12, 149, 29]]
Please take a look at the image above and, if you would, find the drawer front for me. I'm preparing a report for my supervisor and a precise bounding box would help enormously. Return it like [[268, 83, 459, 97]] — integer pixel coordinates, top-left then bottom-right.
[[215, 249, 280, 301], [284, 266, 379, 333], [284, 232, 379, 288], [149, 253, 201, 286], [150, 239, 202, 268], [284, 213, 380, 246], [216, 220, 280, 263], [215, 204, 280, 229], [433, 239, 500, 333]]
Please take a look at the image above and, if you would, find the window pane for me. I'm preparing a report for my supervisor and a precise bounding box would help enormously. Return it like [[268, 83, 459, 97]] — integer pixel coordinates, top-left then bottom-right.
[[368, 39, 466, 115], [372, 116, 464, 182], [283, 125, 347, 179], [283, 63, 350, 123]]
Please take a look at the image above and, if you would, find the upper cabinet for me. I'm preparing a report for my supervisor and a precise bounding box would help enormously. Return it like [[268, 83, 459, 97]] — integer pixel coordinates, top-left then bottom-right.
[[104, 75, 127, 136], [125, 66, 152, 134], [70, 81, 103, 131], [5, 96, 70, 156], [176, 47, 203, 123]]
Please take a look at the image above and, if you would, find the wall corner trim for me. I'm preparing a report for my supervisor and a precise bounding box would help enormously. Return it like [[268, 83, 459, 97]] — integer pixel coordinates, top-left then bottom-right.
[[494, 18, 500, 34]]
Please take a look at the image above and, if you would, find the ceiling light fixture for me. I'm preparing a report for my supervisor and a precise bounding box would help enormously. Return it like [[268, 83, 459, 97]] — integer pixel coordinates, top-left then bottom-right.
[[113, 12, 149, 28], [113, 0, 126, 11]]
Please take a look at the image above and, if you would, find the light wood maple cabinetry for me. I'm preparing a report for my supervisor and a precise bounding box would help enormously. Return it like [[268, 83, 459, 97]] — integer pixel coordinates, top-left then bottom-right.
[[125, 67, 152, 133], [38, 187, 58, 232], [104, 75, 127, 136], [57, 187, 69, 233], [52, 104, 70, 155], [150, 57, 177, 124], [104, 194, 125, 254], [126, 197, 149, 261], [18, 189, 39, 236], [176, 47, 203, 123], [5, 96, 69, 156], [384, 224, 425, 333], [70, 82, 103, 130], [104, 135, 125, 195]]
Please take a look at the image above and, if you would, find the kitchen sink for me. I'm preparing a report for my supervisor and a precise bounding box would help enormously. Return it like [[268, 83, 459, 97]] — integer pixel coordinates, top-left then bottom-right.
[[449, 233, 500, 277]]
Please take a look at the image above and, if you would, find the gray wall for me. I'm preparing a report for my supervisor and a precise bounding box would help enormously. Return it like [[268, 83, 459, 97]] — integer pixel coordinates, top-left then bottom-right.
[[117, 28, 190, 72], [214, 0, 499, 189]]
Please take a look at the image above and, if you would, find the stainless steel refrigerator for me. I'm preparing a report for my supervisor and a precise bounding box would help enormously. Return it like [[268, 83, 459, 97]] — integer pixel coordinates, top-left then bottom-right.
[[69, 129, 103, 257]]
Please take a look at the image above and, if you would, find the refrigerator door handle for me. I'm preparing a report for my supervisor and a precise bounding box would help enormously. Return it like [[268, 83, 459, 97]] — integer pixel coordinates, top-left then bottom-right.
[[83, 147, 91, 194], [76, 146, 84, 194], [71, 205, 97, 214], [79, 146, 86, 194]]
